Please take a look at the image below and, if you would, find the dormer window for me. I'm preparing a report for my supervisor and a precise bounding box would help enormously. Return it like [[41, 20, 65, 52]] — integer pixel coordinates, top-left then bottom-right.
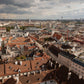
[[36, 62, 39, 65], [28, 68, 30, 70], [24, 64, 27, 66], [18, 69, 21, 72], [9, 66, 12, 70], [26, 80, 30, 83], [35, 66, 38, 68], [37, 78, 40, 81]]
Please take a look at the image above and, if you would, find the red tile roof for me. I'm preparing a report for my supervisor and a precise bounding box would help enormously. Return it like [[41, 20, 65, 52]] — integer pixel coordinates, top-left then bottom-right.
[[2, 37, 6, 41], [28, 46, 36, 50], [29, 36, 37, 41], [0, 47, 2, 51], [0, 64, 4, 76], [5, 61, 31, 75], [53, 33, 62, 40], [0, 27, 6, 30], [6, 37, 33, 47], [0, 53, 50, 77]]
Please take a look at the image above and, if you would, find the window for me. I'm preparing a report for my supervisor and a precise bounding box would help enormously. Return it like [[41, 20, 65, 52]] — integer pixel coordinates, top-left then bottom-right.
[[37, 78, 40, 81], [26, 80, 30, 83], [11, 75, 13, 77], [15, 74, 17, 76], [36, 70, 40, 73], [7, 76, 9, 78]]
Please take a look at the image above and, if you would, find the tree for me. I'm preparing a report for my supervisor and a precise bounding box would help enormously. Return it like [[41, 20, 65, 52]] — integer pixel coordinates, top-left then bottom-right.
[[6, 26, 14, 32], [20, 26, 26, 31]]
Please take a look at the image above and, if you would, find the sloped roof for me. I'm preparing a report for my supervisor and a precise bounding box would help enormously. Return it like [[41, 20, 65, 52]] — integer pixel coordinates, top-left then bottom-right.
[[53, 32, 62, 40]]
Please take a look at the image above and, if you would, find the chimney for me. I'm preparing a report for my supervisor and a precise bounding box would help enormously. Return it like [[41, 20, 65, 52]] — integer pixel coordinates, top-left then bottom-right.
[[59, 64, 61, 68], [51, 62, 53, 67], [54, 65, 56, 69], [14, 76, 19, 84], [56, 61, 57, 64], [19, 61, 22, 65], [79, 75, 82, 79], [67, 72, 71, 80], [40, 70, 41, 74], [27, 72, 30, 77], [2, 78, 4, 83], [15, 61, 18, 65], [33, 71, 35, 75]]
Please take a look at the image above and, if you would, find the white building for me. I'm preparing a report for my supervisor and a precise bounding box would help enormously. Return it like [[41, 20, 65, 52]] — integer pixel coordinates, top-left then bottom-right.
[[71, 58, 84, 79], [58, 51, 84, 79]]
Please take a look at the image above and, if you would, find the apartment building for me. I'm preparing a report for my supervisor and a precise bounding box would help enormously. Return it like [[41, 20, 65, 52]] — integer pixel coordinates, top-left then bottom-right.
[[71, 58, 84, 79], [0, 28, 6, 33], [58, 52, 75, 68], [58, 51, 84, 79], [0, 53, 55, 84]]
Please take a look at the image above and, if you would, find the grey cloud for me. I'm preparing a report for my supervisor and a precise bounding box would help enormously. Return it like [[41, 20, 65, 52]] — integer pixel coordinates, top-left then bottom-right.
[[39, 6, 52, 9], [0, 0, 35, 8], [59, 0, 84, 3], [40, 0, 51, 1], [40, 0, 84, 4], [66, 5, 71, 8], [0, 0, 84, 19], [0, 0, 35, 14], [0, 5, 33, 14]]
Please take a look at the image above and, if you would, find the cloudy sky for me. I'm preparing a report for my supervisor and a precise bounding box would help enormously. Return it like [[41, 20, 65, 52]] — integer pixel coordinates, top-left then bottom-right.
[[0, 0, 84, 19]]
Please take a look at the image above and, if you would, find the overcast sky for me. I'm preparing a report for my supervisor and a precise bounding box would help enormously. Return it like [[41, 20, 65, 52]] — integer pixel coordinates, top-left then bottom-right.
[[0, 0, 84, 19]]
